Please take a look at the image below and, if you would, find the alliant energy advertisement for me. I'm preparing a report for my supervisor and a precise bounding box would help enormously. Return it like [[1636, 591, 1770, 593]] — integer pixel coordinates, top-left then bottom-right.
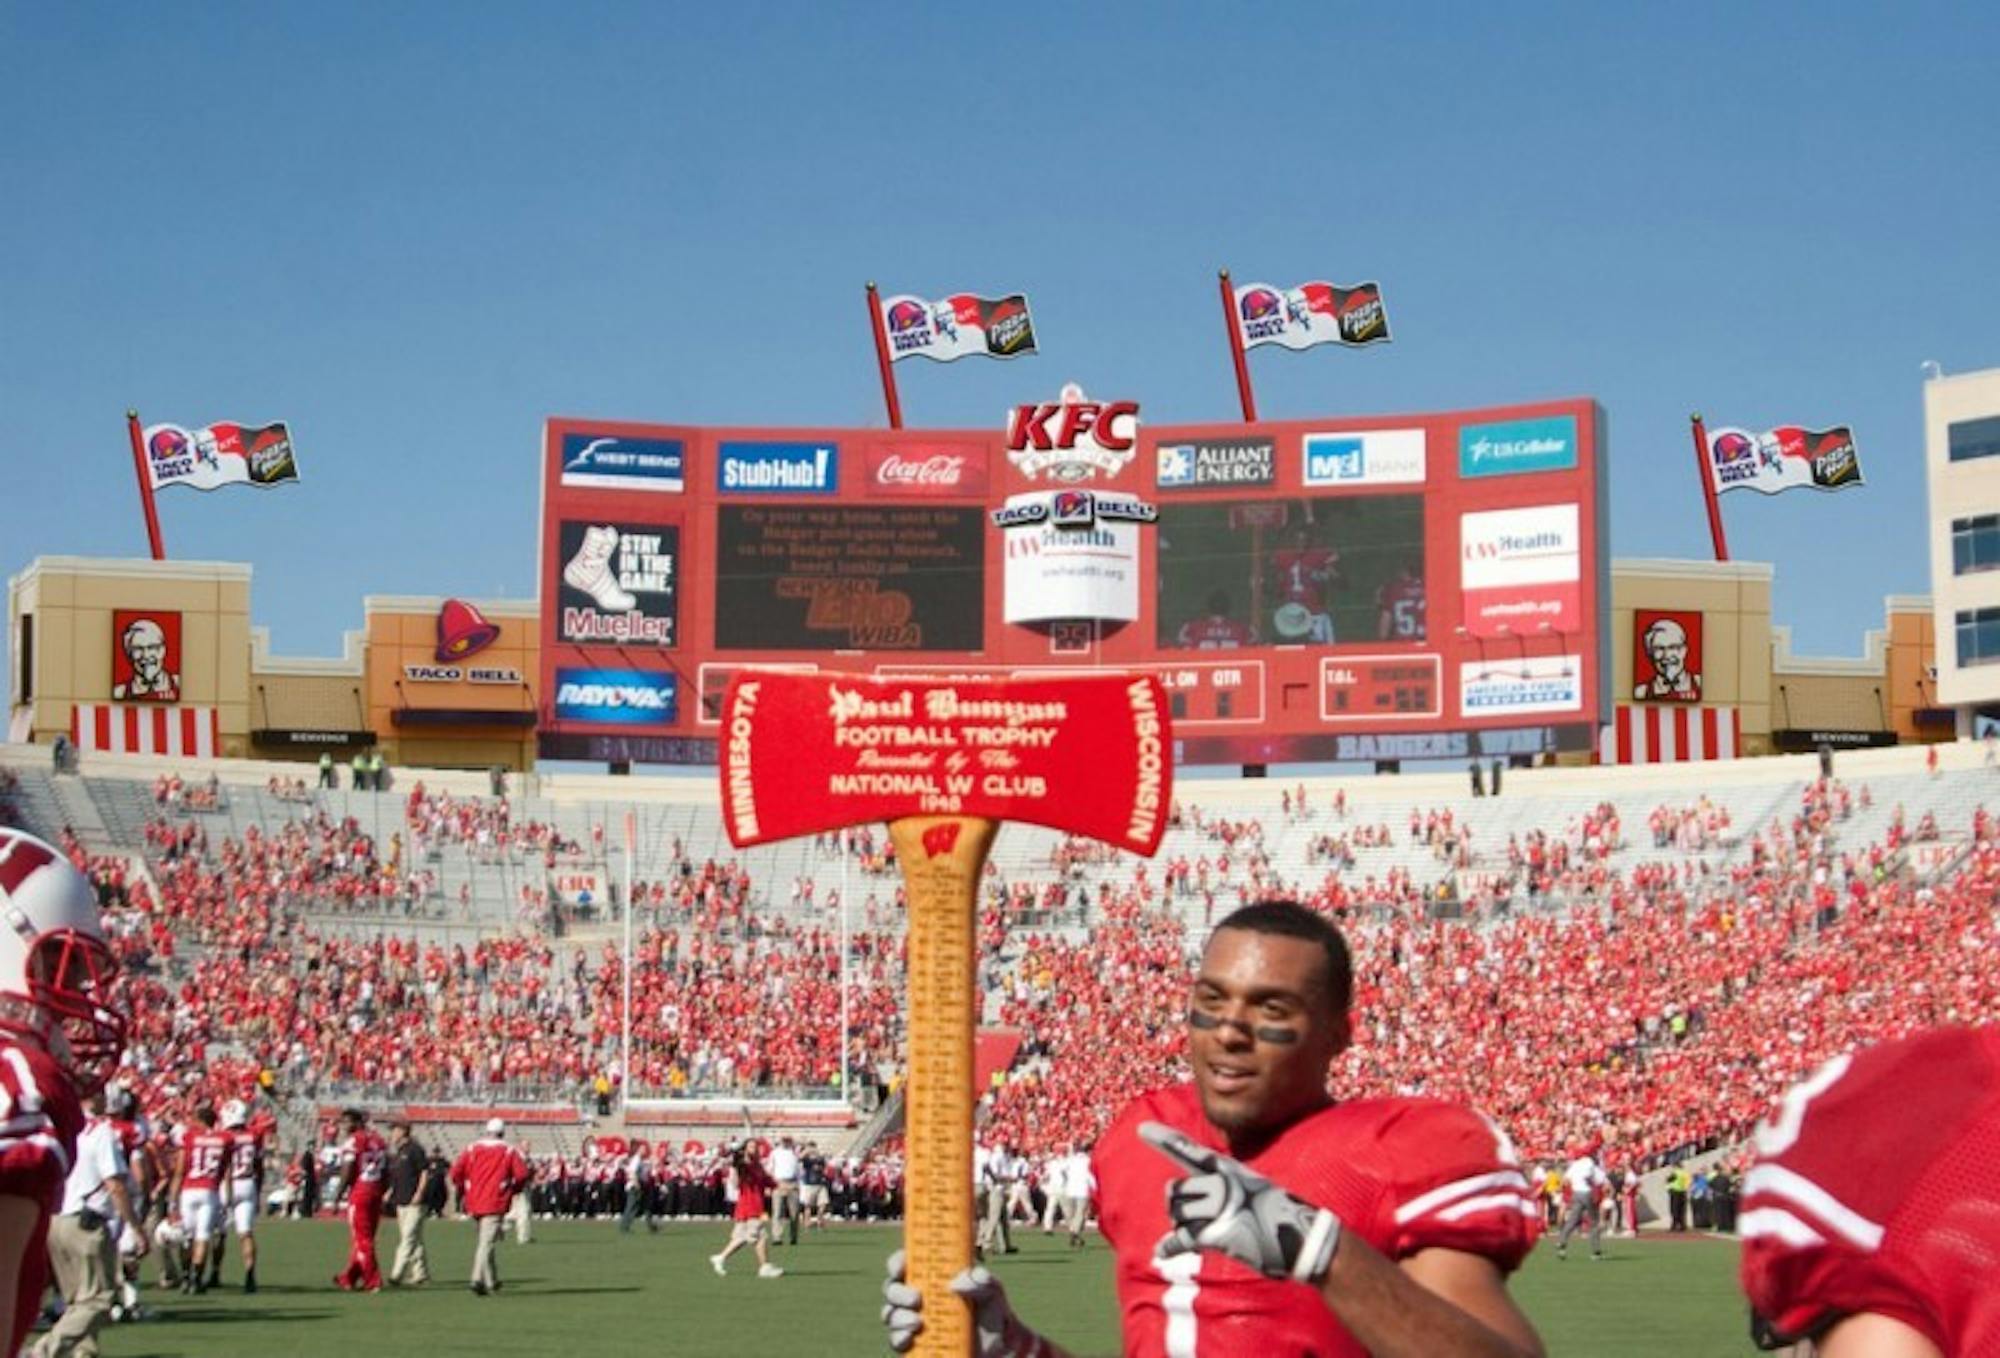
[[714, 505, 984, 651], [720, 671, 1171, 854]]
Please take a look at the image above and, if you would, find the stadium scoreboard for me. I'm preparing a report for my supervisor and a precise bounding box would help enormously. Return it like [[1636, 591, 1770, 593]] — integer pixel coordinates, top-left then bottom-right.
[[538, 396, 1608, 766]]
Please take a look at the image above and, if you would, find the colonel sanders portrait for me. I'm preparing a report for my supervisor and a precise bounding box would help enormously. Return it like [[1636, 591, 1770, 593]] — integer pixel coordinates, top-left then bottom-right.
[[1634, 616, 1700, 702], [113, 617, 180, 702]]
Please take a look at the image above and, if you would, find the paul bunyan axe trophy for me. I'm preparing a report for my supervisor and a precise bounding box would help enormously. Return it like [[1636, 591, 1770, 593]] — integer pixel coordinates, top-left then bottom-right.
[[720, 670, 1171, 1356]]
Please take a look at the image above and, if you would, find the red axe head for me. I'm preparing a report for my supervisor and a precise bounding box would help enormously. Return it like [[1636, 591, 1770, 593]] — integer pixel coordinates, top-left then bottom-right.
[[719, 670, 1172, 855]]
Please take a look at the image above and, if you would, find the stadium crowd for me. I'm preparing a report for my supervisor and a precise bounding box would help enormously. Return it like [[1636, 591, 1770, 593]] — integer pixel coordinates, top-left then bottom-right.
[[9, 765, 1999, 1236]]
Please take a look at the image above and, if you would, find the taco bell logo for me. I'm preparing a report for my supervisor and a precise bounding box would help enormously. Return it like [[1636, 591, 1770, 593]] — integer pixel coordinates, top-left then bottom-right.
[[1458, 416, 1578, 478], [1238, 287, 1285, 342]]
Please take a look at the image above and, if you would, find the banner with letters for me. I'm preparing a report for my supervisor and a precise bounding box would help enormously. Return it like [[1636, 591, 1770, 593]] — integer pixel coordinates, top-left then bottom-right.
[[1706, 424, 1863, 496], [142, 420, 301, 492], [880, 292, 1038, 362], [1233, 281, 1390, 351]]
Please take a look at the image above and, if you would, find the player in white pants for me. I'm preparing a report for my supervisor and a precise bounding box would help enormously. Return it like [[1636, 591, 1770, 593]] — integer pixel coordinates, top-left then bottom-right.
[[169, 1105, 233, 1295], [220, 1099, 264, 1292]]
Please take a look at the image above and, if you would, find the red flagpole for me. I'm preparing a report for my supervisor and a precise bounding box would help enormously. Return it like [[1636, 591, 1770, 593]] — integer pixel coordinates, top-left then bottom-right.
[[126, 410, 166, 560], [1218, 270, 1258, 423], [1690, 413, 1728, 562], [864, 282, 903, 430]]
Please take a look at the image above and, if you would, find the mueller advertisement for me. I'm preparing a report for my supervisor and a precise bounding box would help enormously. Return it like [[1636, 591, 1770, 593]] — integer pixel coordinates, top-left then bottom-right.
[[538, 397, 1607, 765]]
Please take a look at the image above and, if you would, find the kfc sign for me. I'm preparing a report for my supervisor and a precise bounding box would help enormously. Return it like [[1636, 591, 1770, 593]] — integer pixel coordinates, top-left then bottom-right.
[[1005, 384, 1140, 482], [1633, 609, 1702, 703], [864, 444, 989, 497]]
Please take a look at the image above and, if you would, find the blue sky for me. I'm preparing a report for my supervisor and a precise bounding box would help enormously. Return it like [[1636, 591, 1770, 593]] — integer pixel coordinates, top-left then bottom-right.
[[4, 3, 1995, 675]]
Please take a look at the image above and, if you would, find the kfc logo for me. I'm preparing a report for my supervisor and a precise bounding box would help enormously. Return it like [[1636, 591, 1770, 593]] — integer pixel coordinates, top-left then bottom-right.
[[1633, 609, 1702, 703], [1005, 384, 1140, 482], [111, 610, 182, 703]]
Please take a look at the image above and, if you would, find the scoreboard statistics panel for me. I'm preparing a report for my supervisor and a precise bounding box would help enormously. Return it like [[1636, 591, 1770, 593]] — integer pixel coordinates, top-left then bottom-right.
[[536, 400, 1607, 766]]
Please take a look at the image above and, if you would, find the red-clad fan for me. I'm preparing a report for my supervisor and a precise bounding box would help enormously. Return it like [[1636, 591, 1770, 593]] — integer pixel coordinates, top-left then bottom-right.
[[450, 1117, 527, 1297], [170, 1104, 231, 1294], [0, 827, 125, 1358], [332, 1107, 389, 1292], [885, 901, 1541, 1357], [1741, 1027, 2000, 1358], [1176, 591, 1257, 651], [711, 1143, 783, 1280]]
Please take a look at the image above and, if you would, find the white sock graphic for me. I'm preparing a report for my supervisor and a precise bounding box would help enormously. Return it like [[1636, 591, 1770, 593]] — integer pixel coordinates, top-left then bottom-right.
[[563, 525, 637, 611]]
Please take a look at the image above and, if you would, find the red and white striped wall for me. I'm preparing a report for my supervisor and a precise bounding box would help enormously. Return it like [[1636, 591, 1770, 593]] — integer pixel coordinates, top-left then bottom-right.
[[70, 704, 220, 758], [1601, 705, 1740, 764]]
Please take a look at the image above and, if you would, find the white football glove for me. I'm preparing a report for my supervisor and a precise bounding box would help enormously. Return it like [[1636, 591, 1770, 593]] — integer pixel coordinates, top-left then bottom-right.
[[1140, 1121, 1343, 1285], [881, 1250, 1056, 1357]]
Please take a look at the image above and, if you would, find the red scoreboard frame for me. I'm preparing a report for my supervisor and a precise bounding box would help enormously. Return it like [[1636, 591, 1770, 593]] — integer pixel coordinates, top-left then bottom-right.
[[537, 397, 1608, 767]]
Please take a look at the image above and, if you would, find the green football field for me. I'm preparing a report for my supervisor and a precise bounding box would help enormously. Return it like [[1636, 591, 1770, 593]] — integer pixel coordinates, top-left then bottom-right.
[[83, 1219, 1757, 1357]]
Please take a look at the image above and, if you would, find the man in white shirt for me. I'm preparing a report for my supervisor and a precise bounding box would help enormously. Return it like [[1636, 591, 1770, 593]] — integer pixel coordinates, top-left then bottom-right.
[[34, 1094, 147, 1358], [976, 1143, 1022, 1256], [1556, 1145, 1611, 1261], [1057, 1144, 1095, 1248], [766, 1137, 801, 1246]]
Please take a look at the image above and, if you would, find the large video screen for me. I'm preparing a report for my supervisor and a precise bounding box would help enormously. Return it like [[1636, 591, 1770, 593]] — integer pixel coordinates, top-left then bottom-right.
[[1157, 495, 1426, 649], [714, 505, 985, 651]]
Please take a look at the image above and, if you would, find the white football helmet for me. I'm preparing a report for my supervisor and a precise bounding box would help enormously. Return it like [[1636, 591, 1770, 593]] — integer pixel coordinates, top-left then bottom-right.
[[0, 827, 127, 1092], [221, 1099, 248, 1130]]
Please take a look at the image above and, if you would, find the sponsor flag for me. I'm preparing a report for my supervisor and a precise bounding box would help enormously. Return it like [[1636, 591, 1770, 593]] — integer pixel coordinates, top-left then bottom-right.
[[141, 420, 301, 493], [1233, 280, 1390, 351], [1705, 424, 1863, 496], [879, 292, 1037, 363]]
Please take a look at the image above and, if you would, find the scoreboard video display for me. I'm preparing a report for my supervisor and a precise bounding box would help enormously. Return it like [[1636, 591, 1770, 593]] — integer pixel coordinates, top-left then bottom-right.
[[537, 398, 1607, 766]]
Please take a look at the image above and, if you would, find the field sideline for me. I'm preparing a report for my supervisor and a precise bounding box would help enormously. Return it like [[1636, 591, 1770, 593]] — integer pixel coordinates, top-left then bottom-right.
[[78, 1219, 1758, 1357]]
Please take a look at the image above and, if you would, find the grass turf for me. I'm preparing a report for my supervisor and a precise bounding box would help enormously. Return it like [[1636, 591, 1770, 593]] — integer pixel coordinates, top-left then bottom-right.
[[85, 1219, 1757, 1357]]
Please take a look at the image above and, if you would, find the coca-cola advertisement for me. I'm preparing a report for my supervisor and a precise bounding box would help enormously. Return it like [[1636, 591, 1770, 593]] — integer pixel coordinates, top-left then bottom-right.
[[863, 442, 990, 497]]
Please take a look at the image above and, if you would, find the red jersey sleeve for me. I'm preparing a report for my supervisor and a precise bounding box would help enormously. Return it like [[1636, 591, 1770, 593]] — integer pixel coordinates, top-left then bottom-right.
[[1369, 1101, 1539, 1271], [1739, 1030, 2000, 1352], [0, 1044, 80, 1213]]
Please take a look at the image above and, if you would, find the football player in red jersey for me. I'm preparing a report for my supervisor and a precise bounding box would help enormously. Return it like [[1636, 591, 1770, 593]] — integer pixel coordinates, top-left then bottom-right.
[[1741, 1027, 2000, 1357], [0, 827, 126, 1357], [1376, 564, 1427, 641], [886, 901, 1542, 1357], [1177, 591, 1257, 651], [220, 1098, 264, 1292], [170, 1104, 231, 1293], [332, 1107, 389, 1292]]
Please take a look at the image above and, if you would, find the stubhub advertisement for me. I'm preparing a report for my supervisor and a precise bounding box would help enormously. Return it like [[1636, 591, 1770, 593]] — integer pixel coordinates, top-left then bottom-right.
[[716, 441, 839, 494], [553, 668, 678, 725]]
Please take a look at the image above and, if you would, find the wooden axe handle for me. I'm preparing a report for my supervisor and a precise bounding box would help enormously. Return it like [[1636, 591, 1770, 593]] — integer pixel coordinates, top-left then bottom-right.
[[888, 814, 998, 1358]]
